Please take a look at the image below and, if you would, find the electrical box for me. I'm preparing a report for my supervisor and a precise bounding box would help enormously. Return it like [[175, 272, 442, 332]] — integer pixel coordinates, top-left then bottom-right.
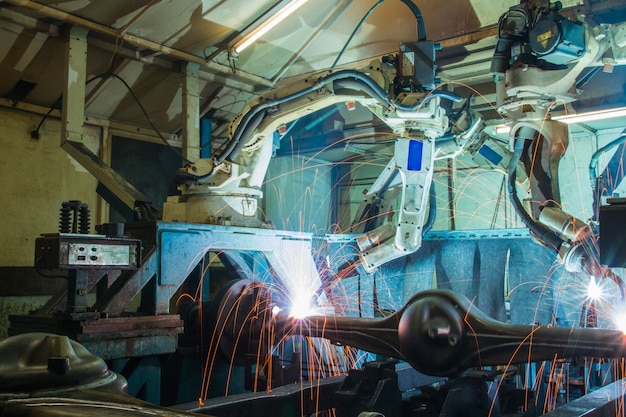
[[395, 41, 437, 93], [35, 234, 142, 270]]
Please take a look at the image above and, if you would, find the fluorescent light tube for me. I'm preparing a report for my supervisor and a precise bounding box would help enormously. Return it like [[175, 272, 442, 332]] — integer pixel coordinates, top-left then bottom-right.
[[234, 0, 308, 54], [552, 107, 626, 124]]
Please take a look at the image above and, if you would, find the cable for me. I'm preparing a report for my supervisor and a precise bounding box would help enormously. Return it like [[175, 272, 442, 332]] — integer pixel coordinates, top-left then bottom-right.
[[30, 72, 192, 165], [399, 0, 426, 41], [331, 0, 385, 69], [87, 73, 193, 165], [423, 185, 436, 234], [30, 96, 63, 139], [35, 256, 69, 279], [331, 0, 427, 69], [182, 69, 462, 183], [576, 66, 601, 91], [35, 266, 69, 279]]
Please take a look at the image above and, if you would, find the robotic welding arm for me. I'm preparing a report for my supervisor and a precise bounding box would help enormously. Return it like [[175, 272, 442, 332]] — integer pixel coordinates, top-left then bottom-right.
[[165, 45, 462, 272], [490, 0, 626, 273]]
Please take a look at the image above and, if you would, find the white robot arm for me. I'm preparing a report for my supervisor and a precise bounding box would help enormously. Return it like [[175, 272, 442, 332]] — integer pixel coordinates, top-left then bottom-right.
[[491, 0, 626, 275], [164, 42, 462, 272]]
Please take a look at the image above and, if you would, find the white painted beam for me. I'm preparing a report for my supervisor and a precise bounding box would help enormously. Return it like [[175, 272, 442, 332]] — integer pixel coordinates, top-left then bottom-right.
[[182, 62, 200, 163], [61, 25, 88, 145]]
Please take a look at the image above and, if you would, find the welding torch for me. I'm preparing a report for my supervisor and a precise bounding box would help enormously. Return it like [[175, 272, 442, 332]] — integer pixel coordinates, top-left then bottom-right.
[[273, 289, 626, 377]]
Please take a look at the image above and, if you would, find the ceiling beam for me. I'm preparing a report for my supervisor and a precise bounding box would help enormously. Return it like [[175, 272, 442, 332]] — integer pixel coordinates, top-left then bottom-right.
[[4, 0, 274, 88], [271, 0, 352, 83]]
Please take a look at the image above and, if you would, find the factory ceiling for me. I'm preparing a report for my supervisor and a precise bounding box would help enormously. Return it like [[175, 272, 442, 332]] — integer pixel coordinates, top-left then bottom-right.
[[1, 0, 626, 152]]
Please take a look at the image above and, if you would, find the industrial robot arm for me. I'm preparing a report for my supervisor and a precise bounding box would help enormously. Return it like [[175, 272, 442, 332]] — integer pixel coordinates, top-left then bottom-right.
[[164, 44, 467, 272], [490, 0, 626, 275]]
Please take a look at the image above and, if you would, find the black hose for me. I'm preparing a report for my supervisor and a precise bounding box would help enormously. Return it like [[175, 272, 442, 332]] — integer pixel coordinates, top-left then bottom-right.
[[216, 71, 383, 165], [423, 185, 437, 233], [331, 0, 427, 69], [201, 70, 461, 182], [224, 109, 267, 162], [507, 131, 564, 252], [399, 0, 427, 41]]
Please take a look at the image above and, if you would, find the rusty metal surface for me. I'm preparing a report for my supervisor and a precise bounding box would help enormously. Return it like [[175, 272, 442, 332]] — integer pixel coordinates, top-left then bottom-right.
[[92, 247, 158, 316], [179, 374, 345, 416], [8, 315, 183, 360]]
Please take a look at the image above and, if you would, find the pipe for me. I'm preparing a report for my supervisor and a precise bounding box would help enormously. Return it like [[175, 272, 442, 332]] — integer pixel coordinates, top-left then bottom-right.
[[190, 69, 460, 181]]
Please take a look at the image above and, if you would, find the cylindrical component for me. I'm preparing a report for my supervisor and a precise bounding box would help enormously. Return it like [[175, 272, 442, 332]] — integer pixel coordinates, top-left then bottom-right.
[[396, 291, 626, 376], [79, 203, 91, 234], [59, 202, 72, 233], [278, 289, 626, 377], [58, 200, 91, 234], [538, 206, 590, 243]]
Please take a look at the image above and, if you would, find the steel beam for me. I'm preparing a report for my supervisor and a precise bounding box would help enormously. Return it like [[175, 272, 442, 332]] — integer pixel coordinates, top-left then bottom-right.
[[58, 24, 153, 214], [3, 0, 273, 88], [182, 62, 201, 163], [62, 141, 153, 211], [92, 247, 159, 315], [61, 25, 88, 145]]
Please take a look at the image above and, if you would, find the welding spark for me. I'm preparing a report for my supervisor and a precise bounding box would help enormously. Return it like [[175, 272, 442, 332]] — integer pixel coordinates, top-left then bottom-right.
[[289, 291, 319, 319], [611, 306, 626, 334], [587, 276, 603, 301]]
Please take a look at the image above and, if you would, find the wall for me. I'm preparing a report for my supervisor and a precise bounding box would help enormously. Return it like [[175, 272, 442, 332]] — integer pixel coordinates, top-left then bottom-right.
[[0, 106, 102, 337], [0, 107, 102, 265]]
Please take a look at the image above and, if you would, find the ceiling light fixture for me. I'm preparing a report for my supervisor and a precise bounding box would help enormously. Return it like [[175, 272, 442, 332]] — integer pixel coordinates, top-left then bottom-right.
[[494, 125, 511, 134], [552, 106, 626, 124], [234, 0, 308, 54]]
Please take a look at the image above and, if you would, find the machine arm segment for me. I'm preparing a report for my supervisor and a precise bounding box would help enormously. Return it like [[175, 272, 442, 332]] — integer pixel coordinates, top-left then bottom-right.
[[491, 0, 626, 274], [165, 52, 458, 272]]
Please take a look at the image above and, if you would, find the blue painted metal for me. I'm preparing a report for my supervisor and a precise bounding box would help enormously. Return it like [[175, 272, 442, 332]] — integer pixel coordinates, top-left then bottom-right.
[[155, 222, 320, 314], [407, 139, 424, 171], [316, 228, 559, 326], [110, 356, 162, 405], [478, 143, 504, 165], [200, 117, 212, 159]]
